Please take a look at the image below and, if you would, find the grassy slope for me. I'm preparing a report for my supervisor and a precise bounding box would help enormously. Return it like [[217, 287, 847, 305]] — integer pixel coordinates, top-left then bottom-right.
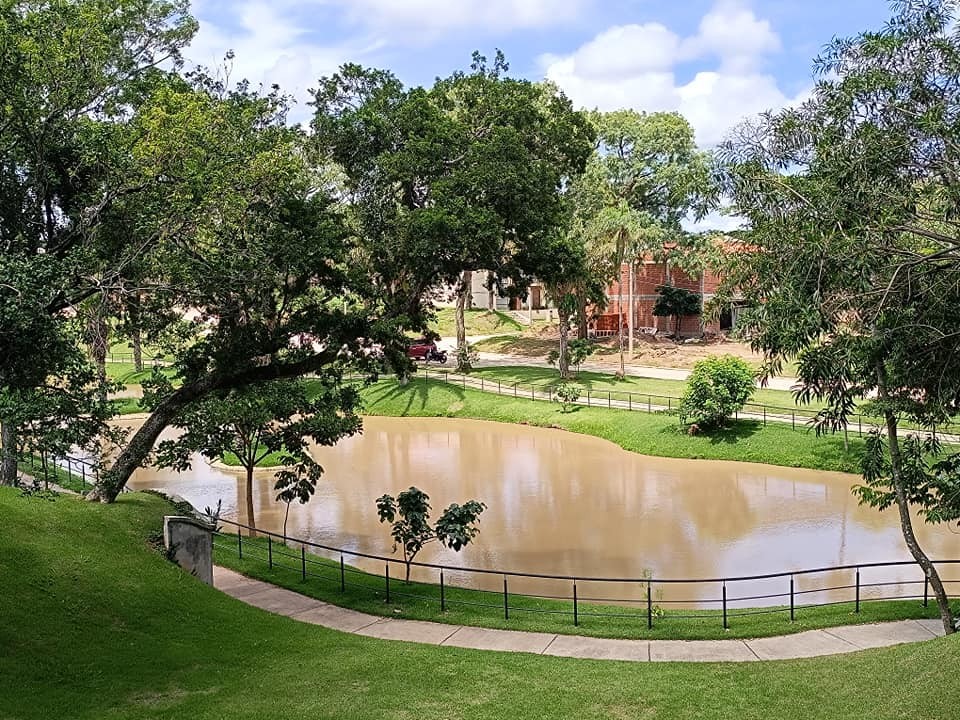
[[359, 378, 862, 473], [1, 487, 959, 720], [428, 307, 523, 337], [216, 534, 946, 641]]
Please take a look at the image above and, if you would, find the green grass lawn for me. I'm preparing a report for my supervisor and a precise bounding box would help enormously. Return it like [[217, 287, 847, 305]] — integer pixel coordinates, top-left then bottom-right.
[[428, 307, 523, 337], [221, 447, 291, 468], [466, 365, 814, 411], [216, 533, 948, 641], [2, 486, 959, 720], [105, 361, 177, 385], [359, 378, 863, 473]]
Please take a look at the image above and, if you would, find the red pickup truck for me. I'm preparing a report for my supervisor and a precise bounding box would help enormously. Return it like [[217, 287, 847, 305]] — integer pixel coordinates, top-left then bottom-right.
[[407, 338, 448, 364]]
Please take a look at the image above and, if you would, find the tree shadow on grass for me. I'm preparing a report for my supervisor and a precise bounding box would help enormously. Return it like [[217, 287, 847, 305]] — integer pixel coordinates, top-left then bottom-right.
[[364, 376, 465, 417]]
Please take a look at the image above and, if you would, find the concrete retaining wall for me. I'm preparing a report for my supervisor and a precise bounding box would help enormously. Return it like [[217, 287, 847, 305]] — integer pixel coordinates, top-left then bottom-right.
[[164, 515, 214, 585]]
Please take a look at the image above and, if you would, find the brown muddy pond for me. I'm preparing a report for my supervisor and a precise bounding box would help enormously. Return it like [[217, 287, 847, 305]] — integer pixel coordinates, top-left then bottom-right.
[[127, 416, 960, 607]]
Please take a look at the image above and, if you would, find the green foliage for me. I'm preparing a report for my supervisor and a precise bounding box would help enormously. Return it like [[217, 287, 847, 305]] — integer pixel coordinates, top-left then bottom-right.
[[376, 486, 485, 582], [857, 433, 960, 525], [653, 285, 702, 337], [154, 378, 360, 529], [718, 0, 960, 629], [679, 356, 755, 430], [553, 382, 582, 413]]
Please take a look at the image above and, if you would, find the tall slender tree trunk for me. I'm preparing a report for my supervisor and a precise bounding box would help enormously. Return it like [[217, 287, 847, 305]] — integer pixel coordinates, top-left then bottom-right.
[[128, 292, 143, 372], [87, 296, 110, 399], [1, 420, 17, 486], [455, 271, 471, 371], [627, 261, 635, 359], [558, 301, 571, 380], [487, 271, 495, 311], [575, 286, 589, 340], [616, 266, 625, 377], [878, 367, 954, 635], [245, 464, 258, 539]]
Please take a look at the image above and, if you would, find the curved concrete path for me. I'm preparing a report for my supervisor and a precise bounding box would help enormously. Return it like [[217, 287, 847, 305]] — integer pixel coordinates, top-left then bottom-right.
[[214, 566, 946, 663]]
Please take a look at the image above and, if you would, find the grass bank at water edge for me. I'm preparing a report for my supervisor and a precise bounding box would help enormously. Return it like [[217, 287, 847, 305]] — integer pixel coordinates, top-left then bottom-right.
[[2, 487, 960, 719], [358, 378, 863, 473]]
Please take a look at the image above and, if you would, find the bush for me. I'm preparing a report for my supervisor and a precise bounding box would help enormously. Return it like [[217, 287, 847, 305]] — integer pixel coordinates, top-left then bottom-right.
[[679, 355, 755, 430], [553, 382, 582, 413]]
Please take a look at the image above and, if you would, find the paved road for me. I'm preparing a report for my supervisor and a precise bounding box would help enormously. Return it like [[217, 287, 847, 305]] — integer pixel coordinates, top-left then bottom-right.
[[214, 566, 946, 663]]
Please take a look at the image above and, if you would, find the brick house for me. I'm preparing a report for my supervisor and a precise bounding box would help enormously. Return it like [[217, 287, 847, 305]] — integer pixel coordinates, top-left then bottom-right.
[[593, 259, 739, 338]]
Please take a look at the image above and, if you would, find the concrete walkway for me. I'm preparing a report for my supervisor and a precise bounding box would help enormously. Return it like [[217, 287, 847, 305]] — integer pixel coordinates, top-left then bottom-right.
[[214, 566, 946, 663]]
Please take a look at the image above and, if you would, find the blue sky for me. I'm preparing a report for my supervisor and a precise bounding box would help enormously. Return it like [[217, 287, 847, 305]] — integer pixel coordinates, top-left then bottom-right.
[[185, 0, 893, 229]]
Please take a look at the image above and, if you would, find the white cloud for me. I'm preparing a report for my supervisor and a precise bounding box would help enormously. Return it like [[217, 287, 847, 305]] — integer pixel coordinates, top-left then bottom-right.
[[329, 0, 590, 36], [541, 0, 806, 146], [185, 1, 368, 123]]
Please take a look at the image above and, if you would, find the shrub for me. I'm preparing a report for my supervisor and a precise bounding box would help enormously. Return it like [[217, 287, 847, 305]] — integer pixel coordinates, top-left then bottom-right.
[[679, 355, 755, 430], [553, 382, 582, 413]]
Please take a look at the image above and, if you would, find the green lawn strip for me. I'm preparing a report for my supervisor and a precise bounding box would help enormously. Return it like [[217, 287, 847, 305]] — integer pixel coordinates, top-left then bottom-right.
[[358, 378, 863, 473], [111, 397, 145, 415], [3, 487, 960, 720], [221, 447, 291, 468], [466, 365, 813, 411], [16, 455, 91, 494], [428, 307, 523, 337], [215, 534, 946, 641], [105, 361, 178, 385]]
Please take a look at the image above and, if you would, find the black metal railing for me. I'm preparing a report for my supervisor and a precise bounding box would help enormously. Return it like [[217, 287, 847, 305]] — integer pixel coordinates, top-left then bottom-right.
[[408, 367, 956, 440], [213, 517, 957, 631], [17, 450, 99, 493]]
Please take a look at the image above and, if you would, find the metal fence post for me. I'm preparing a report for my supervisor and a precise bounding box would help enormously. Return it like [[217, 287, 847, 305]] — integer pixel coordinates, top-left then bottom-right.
[[647, 582, 653, 629], [573, 580, 579, 627], [587, 390, 591, 407], [647, 396, 651, 412], [301, 546, 306, 580], [763, 406, 766, 426], [924, 573, 929, 607], [503, 576, 509, 620], [237, 531, 243, 559], [268, 536, 273, 569], [608, 392, 612, 409], [722, 582, 728, 629], [628, 394, 632, 411], [386, 563, 391, 603], [340, 554, 345, 592], [792, 411, 795, 431], [790, 576, 795, 621], [855, 568, 860, 613], [440, 570, 446, 612]]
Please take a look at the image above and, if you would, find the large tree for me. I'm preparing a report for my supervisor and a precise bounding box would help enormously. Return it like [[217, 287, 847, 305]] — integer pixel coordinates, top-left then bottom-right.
[[0, 0, 196, 484], [719, 0, 960, 635], [89, 77, 389, 502], [310, 55, 594, 372]]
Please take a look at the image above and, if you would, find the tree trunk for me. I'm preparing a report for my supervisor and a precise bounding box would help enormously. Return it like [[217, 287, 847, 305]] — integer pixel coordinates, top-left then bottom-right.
[[487, 271, 495, 311], [575, 286, 589, 340], [405, 560, 412, 584], [627, 261, 635, 359], [245, 464, 258, 538], [878, 367, 954, 635], [88, 375, 218, 502], [558, 302, 571, 380], [87, 296, 110, 399], [455, 271, 471, 372], [283, 502, 291, 544], [0, 420, 17, 486], [617, 290, 625, 378], [128, 292, 143, 372], [90, 349, 343, 502]]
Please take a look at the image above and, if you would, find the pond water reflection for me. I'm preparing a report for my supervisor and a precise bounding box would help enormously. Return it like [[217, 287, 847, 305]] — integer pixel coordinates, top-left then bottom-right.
[[127, 416, 960, 606]]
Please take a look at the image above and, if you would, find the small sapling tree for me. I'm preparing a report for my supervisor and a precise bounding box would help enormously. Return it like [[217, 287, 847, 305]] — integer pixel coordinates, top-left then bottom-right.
[[376, 487, 485, 583], [653, 284, 702, 338], [679, 355, 755, 431], [274, 455, 323, 543], [554, 382, 582, 413]]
